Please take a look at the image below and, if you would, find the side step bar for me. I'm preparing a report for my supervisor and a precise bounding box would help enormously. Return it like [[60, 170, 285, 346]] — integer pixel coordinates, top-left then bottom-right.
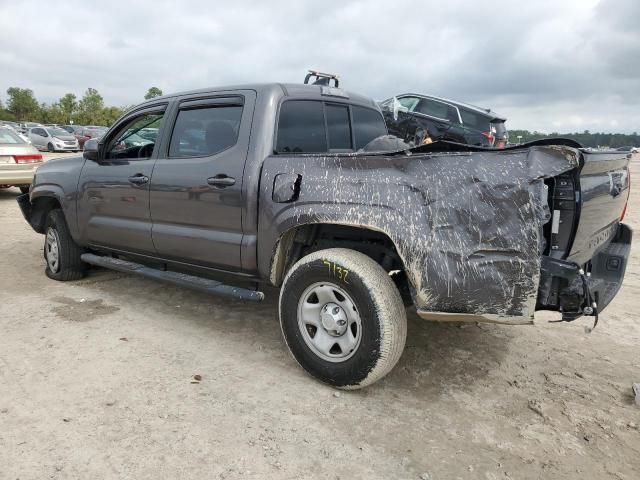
[[80, 253, 264, 302]]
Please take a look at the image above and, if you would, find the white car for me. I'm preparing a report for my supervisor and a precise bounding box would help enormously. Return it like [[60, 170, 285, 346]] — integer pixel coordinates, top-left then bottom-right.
[[0, 126, 43, 193], [28, 126, 80, 152]]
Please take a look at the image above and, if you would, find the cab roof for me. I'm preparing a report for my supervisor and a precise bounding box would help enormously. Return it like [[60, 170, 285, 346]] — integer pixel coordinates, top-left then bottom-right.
[[138, 83, 379, 110]]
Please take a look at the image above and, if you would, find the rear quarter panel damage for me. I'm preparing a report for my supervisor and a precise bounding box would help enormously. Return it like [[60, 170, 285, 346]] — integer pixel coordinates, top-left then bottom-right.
[[259, 146, 579, 324]]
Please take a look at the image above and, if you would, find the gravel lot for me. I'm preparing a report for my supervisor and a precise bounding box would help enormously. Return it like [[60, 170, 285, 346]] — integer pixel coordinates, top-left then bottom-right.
[[1, 153, 639, 479]]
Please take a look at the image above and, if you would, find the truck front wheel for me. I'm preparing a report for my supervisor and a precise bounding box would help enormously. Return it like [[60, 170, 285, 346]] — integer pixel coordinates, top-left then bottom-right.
[[279, 248, 407, 389], [44, 209, 86, 281]]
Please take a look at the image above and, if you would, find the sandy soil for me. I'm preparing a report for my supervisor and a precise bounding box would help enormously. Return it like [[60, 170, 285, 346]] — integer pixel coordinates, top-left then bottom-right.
[[0, 153, 639, 479]]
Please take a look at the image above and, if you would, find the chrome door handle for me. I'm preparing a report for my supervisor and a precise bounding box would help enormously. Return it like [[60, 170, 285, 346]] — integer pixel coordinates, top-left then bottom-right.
[[128, 174, 149, 185], [207, 175, 236, 187]]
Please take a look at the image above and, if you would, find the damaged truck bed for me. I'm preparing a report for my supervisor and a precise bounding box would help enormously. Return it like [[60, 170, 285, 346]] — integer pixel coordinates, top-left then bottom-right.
[[262, 139, 632, 326], [18, 83, 632, 388]]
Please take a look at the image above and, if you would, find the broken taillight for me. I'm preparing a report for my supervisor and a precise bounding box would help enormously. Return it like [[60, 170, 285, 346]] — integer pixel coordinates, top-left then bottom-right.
[[481, 131, 495, 147], [621, 170, 630, 221], [13, 154, 43, 164]]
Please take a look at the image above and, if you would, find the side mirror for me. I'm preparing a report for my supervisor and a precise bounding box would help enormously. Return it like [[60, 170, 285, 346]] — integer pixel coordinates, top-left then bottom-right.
[[83, 138, 100, 161]]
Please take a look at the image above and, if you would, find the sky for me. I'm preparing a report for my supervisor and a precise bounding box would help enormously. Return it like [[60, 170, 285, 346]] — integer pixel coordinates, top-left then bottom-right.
[[0, 0, 638, 133]]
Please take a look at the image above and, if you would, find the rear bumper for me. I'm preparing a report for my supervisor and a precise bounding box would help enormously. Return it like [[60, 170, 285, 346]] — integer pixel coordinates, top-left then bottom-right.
[[586, 222, 632, 313], [0, 165, 38, 185], [537, 223, 632, 320]]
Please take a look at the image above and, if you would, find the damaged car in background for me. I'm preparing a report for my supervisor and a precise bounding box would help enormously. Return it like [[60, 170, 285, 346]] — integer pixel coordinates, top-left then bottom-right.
[[380, 93, 508, 147], [17, 75, 632, 389]]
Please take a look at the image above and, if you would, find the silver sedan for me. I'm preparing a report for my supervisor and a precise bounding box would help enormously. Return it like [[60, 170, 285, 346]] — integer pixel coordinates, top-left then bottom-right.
[[28, 126, 80, 152], [0, 127, 44, 193]]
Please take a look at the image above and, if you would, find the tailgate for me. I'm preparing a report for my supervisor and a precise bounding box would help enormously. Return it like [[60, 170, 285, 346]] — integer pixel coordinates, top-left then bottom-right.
[[567, 149, 630, 264], [538, 149, 632, 320]]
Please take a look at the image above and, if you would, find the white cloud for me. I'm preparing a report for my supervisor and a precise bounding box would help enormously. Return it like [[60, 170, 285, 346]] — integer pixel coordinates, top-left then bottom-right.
[[0, 0, 638, 132]]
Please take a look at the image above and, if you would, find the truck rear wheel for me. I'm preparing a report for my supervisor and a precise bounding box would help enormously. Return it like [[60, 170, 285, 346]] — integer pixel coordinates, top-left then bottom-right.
[[44, 209, 86, 281], [279, 248, 407, 389]]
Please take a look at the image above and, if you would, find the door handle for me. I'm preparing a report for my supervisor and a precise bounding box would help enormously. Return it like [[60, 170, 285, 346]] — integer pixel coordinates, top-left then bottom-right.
[[207, 175, 236, 188], [128, 174, 149, 185]]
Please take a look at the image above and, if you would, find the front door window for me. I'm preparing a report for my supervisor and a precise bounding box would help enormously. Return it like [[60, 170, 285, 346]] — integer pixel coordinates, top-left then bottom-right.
[[105, 113, 164, 160]]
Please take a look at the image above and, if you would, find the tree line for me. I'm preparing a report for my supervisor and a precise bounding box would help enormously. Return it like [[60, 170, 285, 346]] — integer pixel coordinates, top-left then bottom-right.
[[0, 86, 163, 126], [509, 129, 640, 148], [2, 87, 637, 147]]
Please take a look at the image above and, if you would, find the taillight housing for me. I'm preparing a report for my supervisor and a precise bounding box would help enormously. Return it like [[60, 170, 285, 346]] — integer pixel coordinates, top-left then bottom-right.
[[481, 131, 495, 147], [621, 170, 630, 221], [13, 154, 43, 164]]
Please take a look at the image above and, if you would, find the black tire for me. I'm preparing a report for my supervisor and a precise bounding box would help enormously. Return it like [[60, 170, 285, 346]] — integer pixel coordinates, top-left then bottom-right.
[[19, 186, 30, 194], [44, 209, 86, 281], [47, 143, 54, 152], [279, 248, 407, 389]]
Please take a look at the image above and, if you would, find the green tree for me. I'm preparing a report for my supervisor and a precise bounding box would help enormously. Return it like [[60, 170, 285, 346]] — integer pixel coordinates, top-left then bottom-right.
[[76, 88, 105, 125], [144, 87, 163, 100], [101, 106, 125, 126], [58, 93, 78, 123], [6, 87, 40, 120]]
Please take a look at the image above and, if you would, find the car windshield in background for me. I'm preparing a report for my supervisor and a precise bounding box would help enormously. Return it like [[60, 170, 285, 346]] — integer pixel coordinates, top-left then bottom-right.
[[0, 127, 26, 144], [48, 128, 70, 137], [87, 128, 107, 136]]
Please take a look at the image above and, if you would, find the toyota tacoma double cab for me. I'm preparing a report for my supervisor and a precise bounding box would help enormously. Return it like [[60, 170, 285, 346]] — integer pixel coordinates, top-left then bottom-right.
[[17, 82, 632, 389]]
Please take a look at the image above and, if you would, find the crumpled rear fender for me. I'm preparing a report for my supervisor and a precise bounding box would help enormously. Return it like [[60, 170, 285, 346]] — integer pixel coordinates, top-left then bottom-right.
[[259, 145, 579, 323]]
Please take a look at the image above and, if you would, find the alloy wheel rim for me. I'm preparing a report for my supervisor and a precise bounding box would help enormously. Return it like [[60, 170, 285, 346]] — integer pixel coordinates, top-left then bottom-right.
[[297, 281, 362, 363], [45, 228, 60, 273]]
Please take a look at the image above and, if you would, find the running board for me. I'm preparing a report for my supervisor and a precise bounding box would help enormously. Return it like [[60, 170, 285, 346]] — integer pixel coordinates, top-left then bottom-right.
[[80, 253, 264, 301]]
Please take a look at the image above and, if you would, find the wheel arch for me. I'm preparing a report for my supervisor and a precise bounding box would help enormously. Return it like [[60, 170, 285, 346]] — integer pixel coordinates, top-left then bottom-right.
[[29, 194, 62, 233], [268, 222, 412, 305]]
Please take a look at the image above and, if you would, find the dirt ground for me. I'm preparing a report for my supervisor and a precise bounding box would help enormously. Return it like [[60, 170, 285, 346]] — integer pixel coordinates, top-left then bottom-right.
[[1, 153, 639, 480]]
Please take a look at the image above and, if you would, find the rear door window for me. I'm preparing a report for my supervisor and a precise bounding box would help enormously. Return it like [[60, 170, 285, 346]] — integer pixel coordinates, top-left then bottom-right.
[[276, 101, 327, 153], [415, 99, 450, 120], [169, 105, 243, 157], [352, 106, 387, 150]]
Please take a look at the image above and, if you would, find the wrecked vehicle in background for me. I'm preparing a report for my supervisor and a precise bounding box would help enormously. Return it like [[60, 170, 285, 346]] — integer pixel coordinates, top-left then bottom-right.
[[380, 93, 508, 148], [17, 80, 632, 389]]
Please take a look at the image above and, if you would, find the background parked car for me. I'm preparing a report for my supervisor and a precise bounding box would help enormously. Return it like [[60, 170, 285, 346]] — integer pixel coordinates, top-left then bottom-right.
[[380, 94, 508, 148], [60, 125, 83, 135], [75, 127, 107, 149], [19, 122, 43, 134], [0, 126, 43, 193], [616, 146, 639, 153], [1, 122, 32, 144], [28, 126, 80, 152]]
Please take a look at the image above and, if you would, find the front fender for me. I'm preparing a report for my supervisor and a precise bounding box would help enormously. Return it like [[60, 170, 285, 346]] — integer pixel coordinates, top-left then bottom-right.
[[28, 155, 84, 239]]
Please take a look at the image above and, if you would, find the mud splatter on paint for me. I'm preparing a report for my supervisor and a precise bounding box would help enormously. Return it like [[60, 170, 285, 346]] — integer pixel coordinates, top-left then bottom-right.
[[260, 144, 579, 324]]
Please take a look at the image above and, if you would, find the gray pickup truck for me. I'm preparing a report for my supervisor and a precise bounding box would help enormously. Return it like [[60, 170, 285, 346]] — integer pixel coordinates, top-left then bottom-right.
[[17, 83, 632, 389]]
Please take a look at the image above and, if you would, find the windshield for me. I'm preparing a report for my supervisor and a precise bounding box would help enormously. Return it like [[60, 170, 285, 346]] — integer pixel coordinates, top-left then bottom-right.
[[48, 128, 71, 137], [0, 127, 26, 144]]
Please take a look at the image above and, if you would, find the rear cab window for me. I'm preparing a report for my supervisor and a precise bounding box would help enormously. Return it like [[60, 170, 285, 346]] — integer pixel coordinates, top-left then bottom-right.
[[275, 100, 386, 153]]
